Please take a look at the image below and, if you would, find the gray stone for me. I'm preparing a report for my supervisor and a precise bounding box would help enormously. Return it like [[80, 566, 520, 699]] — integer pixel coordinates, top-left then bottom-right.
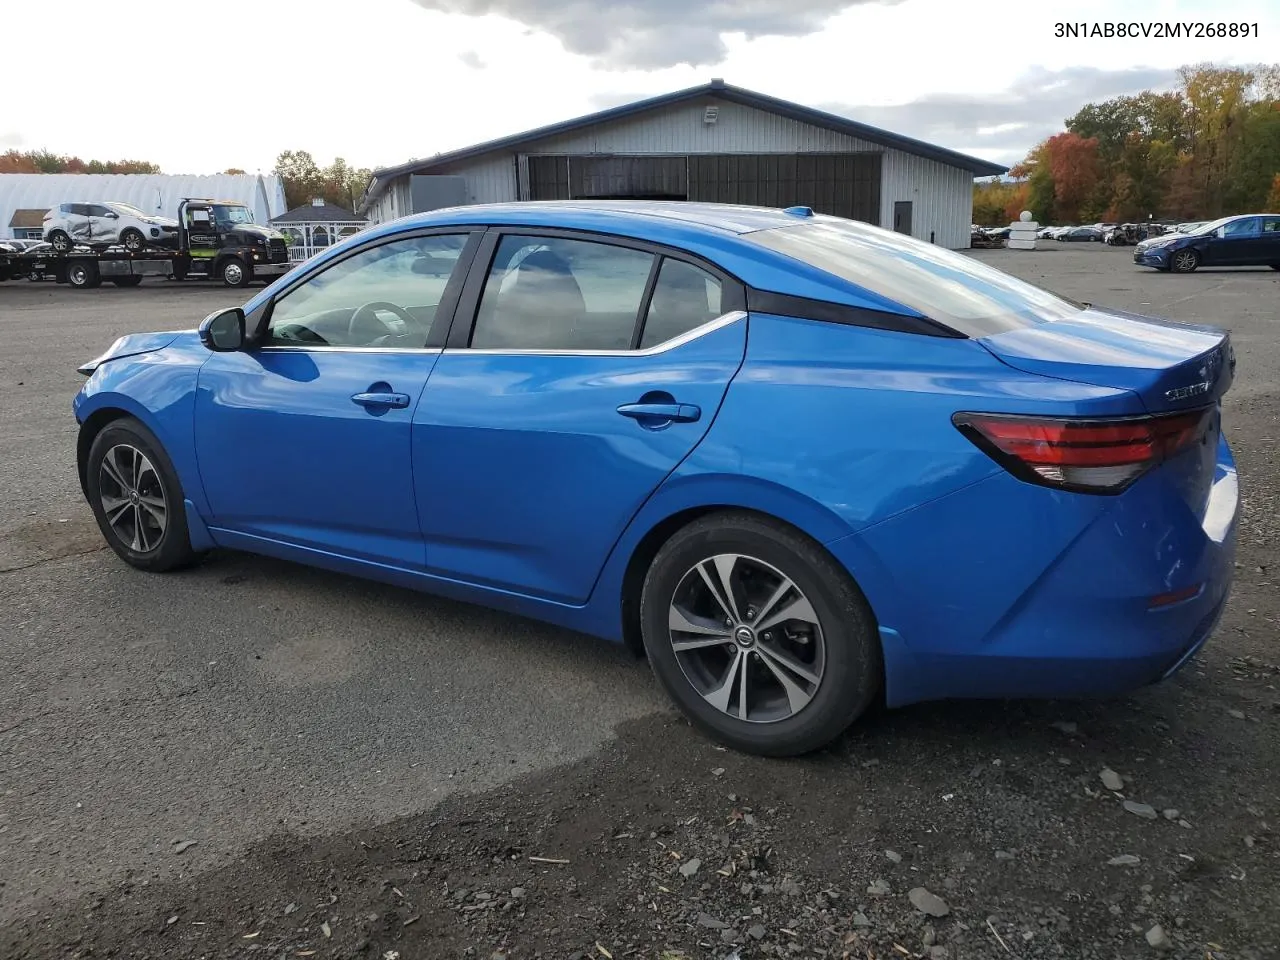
[[929, 948, 949, 960], [698, 912, 730, 930], [779, 878, 801, 896], [851, 912, 872, 927], [1124, 801, 1159, 819], [994, 850, 1014, 861], [885, 849, 903, 864], [1228, 709, 1246, 720], [679, 858, 702, 878], [908, 887, 951, 918], [1100, 768, 1124, 791], [510, 887, 526, 899], [867, 879, 891, 896], [1108, 854, 1141, 866], [1145, 923, 1173, 951], [1162, 809, 1180, 821], [748, 924, 767, 940]]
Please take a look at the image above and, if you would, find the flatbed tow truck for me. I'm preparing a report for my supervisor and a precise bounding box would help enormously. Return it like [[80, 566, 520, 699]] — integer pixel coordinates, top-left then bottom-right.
[[0, 198, 293, 288]]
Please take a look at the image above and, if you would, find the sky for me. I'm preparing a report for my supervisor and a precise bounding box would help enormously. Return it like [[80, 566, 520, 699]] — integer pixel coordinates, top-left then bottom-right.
[[4, 0, 1277, 176]]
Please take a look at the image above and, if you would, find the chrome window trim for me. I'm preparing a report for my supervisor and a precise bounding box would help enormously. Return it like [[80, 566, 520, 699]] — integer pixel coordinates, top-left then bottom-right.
[[449, 309, 747, 358], [256, 345, 444, 356]]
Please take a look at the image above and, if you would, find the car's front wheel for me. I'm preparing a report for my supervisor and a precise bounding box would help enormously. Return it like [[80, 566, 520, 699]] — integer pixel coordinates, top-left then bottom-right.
[[640, 512, 881, 757], [120, 228, 145, 252], [1171, 248, 1200, 273], [220, 257, 250, 287], [86, 417, 199, 572]]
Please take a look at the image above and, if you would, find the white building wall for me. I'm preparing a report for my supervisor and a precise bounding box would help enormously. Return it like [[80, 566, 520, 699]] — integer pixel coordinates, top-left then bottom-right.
[[369, 98, 978, 247], [880, 151, 975, 249]]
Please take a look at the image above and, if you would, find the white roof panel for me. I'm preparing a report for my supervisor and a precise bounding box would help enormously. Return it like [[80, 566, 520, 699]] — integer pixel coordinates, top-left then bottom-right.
[[0, 173, 287, 236]]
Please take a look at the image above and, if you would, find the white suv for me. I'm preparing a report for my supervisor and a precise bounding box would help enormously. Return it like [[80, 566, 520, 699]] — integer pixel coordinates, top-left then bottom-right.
[[43, 202, 179, 253]]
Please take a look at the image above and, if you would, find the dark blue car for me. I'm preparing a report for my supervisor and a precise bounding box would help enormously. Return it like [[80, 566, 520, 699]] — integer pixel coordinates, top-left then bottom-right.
[[1134, 213, 1280, 272], [74, 202, 1239, 756]]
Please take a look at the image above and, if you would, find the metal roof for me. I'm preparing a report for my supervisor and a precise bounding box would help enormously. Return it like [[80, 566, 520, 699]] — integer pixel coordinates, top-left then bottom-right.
[[8, 208, 45, 229], [270, 201, 366, 224], [361, 80, 1008, 211]]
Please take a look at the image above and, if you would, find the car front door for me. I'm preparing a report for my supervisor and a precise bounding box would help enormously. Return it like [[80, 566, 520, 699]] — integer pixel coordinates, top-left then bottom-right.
[[193, 229, 479, 567], [413, 230, 747, 603], [87, 204, 119, 244], [1205, 217, 1259, 265]]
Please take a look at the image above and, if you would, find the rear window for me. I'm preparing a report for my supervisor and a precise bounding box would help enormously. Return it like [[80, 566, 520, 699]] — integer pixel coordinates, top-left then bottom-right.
[[745, 218, 1083, 337]]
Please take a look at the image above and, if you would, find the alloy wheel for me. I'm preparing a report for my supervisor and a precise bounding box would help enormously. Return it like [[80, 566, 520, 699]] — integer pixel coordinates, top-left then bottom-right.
[[1174, 250, 1197, 272], [668, 553, 826, 723], [98, 443, 167, 552]]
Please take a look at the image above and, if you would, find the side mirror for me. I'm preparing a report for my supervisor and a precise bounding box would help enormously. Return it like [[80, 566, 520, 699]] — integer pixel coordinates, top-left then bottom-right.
[[106, 212, 119, 219], [199, 307, 245, 351]]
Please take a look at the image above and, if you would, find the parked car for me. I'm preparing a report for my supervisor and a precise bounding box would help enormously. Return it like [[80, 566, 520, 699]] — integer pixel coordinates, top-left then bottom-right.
[[44, 202, 180, 253], [1176, 221, 1209, 234], [1134, 213, 1280, 273], [73, 201, 1238, 756], [0, 238, 42, 252], [1036, 226, 1058, 239], [1058, 225, 1102, 242]]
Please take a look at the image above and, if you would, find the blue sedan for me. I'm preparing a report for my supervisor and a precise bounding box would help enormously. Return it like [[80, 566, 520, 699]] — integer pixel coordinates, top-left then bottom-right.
[[74, 202, 1239, 756], [1134, 213, 1280, 272]]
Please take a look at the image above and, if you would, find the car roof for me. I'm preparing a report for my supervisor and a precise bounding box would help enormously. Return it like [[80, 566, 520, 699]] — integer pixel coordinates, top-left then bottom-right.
[[397, 200, 817, 238]]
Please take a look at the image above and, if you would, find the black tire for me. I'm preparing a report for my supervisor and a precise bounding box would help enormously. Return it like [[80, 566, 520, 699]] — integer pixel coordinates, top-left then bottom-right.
[[110, 275, 143, 287], [66, 260, 101, 289], [49, 230, 73, 253], [1171, 248, 1200, 273], [220, 256, 250, 287], [120, 228, 145, 252], [85, 417, 199, 572], [639, 512, 881, 757]]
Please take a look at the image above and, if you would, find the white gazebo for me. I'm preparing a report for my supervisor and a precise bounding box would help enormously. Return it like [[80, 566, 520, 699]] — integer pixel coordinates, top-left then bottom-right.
[[269, 198, 369, 262]]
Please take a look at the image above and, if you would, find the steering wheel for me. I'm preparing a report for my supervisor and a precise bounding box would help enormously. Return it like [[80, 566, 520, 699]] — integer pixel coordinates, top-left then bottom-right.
[[348, 300, 417, 341]]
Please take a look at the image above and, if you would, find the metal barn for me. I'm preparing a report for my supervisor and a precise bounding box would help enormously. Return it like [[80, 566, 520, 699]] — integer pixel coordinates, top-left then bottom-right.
[[359, 80, 1006, 249]]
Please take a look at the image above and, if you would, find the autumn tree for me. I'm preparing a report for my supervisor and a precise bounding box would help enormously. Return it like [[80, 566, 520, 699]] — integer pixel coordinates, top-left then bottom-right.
[[273, 150, 371, 211]]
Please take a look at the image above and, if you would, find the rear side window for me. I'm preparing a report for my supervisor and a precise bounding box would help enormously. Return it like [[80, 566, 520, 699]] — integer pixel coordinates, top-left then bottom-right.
[[746, 218, 1083, 337], [471, 235, 655, 350], [1262, 218, 1280, 234], [639, 259, 723, 348]]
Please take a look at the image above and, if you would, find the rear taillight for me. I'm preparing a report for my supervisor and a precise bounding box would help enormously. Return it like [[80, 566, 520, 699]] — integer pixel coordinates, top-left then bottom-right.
[[953, 407, 1214, 494]]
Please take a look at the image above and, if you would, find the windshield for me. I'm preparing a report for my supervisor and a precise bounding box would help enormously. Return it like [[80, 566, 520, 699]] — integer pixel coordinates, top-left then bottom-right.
[[108, 203, 149, 218], [1189, 216, 1235, 236], [745, 217, 1083, 337], [212, 204, 255, 224]]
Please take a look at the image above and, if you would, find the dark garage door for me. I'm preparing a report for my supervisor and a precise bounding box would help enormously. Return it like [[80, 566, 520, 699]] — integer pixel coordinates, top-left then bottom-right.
[[688, 154, 881, 225], [527, 153, 882, 224], [527, 155, 687, 201]]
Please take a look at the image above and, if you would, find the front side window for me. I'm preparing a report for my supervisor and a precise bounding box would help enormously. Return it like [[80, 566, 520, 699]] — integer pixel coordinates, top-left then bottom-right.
[[470, 235, 655, 350], [266, 233, 469, 348], [639, 259, 724, 348], [1223, 217, 1258, 237], [746, 217, 1084, 337]]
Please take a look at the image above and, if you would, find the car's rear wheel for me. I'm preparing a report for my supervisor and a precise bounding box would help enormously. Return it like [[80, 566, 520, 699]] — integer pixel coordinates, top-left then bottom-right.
[[86, 417, 199, 572], [49, 230, 73, 253], [640, 512, 881, 757], [1172, 249, 1200, 273]]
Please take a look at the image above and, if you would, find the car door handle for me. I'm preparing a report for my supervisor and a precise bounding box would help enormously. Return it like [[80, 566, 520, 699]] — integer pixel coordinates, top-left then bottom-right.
[[616, 402, 701, 423], [351, 391, 411, 409]]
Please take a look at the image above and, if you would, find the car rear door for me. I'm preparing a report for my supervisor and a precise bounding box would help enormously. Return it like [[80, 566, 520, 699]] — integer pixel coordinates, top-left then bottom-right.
[[1251, 216, 1280, 264], [68, 204, 93, 244], [193, 229, 480, 568], [412, 229, 747, 604]]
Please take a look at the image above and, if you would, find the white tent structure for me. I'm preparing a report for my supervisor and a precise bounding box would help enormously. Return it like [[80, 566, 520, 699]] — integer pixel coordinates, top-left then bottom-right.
[[0, 173, 288, 238]]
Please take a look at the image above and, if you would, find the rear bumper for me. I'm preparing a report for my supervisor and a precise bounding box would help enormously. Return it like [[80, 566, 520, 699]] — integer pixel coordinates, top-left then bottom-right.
[[831, 436, 1240, 707]]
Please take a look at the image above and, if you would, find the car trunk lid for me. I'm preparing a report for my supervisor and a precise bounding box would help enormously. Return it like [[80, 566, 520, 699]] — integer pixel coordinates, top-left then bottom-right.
[[977, 306, 1234, 415]]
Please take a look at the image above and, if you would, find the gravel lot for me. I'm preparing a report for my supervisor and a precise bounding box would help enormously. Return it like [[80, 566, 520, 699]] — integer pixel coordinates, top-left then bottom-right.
[[1, 245, 1277, 959]]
